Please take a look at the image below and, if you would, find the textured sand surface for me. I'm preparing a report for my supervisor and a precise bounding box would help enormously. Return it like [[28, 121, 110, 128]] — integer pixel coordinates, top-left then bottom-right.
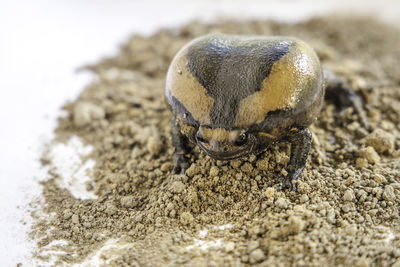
[[33, 17, 400, 266]]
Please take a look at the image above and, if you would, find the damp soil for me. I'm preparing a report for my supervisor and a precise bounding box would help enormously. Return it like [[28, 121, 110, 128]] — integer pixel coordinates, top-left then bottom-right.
[[32, 17, 400, 266]]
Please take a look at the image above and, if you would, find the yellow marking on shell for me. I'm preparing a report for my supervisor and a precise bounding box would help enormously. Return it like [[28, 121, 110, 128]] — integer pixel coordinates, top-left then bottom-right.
[[166, 46, 214, 125], [258, 128, 279, 139], [258, 132, 276, 139], [200, 127, 241, 143], [235, 41, 321, 128]]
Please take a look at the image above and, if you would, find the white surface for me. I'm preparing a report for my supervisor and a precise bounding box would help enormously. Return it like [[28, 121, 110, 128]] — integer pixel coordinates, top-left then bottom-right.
[[80, 238, 135, 267], [48, 136, 96, 200], [0, 0, 399, 266]]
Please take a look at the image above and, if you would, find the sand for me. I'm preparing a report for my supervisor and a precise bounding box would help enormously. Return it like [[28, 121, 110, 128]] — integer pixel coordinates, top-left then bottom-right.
[[32, 16, 400, 266]]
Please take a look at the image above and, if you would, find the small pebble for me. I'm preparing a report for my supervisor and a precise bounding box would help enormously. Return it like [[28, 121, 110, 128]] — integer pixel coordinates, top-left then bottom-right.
[[120, 196, 136, 208], [180, 212, 194, 225], [264, 187, 275, 199], [382, 185, 395, 201], [300, 194, 309, 203], [225, 241, 235, 253], [170, 181, 186, 194], [247, 240, 260, 253], [230, 160, 242, 169], [359, 146, 380, 164], [343, 190, 355, 202], [364, 129, 395, 154], [71, 214, 79, 224], [356, 158, 369, 169], [275, 198, 289, 209], [160, 162, 173, 172], [209, 166, 219, 177], [241, 162, 253, 173], [105, 203, 117, 216], [373, 174, 387, 184], [288, 215, 305, 234], [63, 209, 73, 220], [249, 248, 266, 264], [185, 164, 200, 177]]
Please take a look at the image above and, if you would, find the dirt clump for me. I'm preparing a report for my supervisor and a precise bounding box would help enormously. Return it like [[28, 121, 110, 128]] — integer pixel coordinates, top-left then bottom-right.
[[33, 16, 400, 266]]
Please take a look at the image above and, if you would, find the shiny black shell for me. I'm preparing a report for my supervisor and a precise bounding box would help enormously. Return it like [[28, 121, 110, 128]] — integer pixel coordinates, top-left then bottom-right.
[[166, 34, 324, 136]]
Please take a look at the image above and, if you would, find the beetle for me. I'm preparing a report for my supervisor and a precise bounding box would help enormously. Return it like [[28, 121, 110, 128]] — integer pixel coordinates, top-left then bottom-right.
[[165, 34, 367, 190]]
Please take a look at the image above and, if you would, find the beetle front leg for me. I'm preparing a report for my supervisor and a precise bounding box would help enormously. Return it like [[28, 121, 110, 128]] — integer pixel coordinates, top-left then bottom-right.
[[281, 128, 312, 190], [171, 117, 191, 174]]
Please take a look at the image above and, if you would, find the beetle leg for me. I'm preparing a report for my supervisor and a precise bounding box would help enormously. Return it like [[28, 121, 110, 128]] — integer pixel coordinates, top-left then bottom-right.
[[280, 128, 312, 191], [323, 68, 370, 131], [171, 117, 191, 173]]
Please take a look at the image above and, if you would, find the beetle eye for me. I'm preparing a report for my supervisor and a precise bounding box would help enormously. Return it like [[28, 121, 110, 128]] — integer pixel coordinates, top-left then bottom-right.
[[235, 133, 248, 146], [196, 132, 206, 143]]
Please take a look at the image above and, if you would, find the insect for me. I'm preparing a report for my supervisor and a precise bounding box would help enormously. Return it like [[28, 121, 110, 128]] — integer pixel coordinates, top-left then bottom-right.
[[165, 34, 367, 190]]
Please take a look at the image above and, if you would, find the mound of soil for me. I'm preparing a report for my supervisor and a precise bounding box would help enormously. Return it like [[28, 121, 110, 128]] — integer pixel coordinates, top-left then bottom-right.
[[33, 16, 400, 266]]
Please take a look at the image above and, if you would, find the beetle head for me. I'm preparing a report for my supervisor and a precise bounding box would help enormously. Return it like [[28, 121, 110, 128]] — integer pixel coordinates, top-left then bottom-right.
[[195, 126, 255, 160]]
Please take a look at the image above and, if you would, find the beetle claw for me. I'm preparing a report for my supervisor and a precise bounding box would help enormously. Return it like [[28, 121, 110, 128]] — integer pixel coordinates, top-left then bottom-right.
[[277, 172, 297, 191], [173, 153, 190, 174]]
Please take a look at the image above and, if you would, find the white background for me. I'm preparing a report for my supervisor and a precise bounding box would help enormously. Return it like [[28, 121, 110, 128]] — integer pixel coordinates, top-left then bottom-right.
[[0, 0, 399, 265]]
